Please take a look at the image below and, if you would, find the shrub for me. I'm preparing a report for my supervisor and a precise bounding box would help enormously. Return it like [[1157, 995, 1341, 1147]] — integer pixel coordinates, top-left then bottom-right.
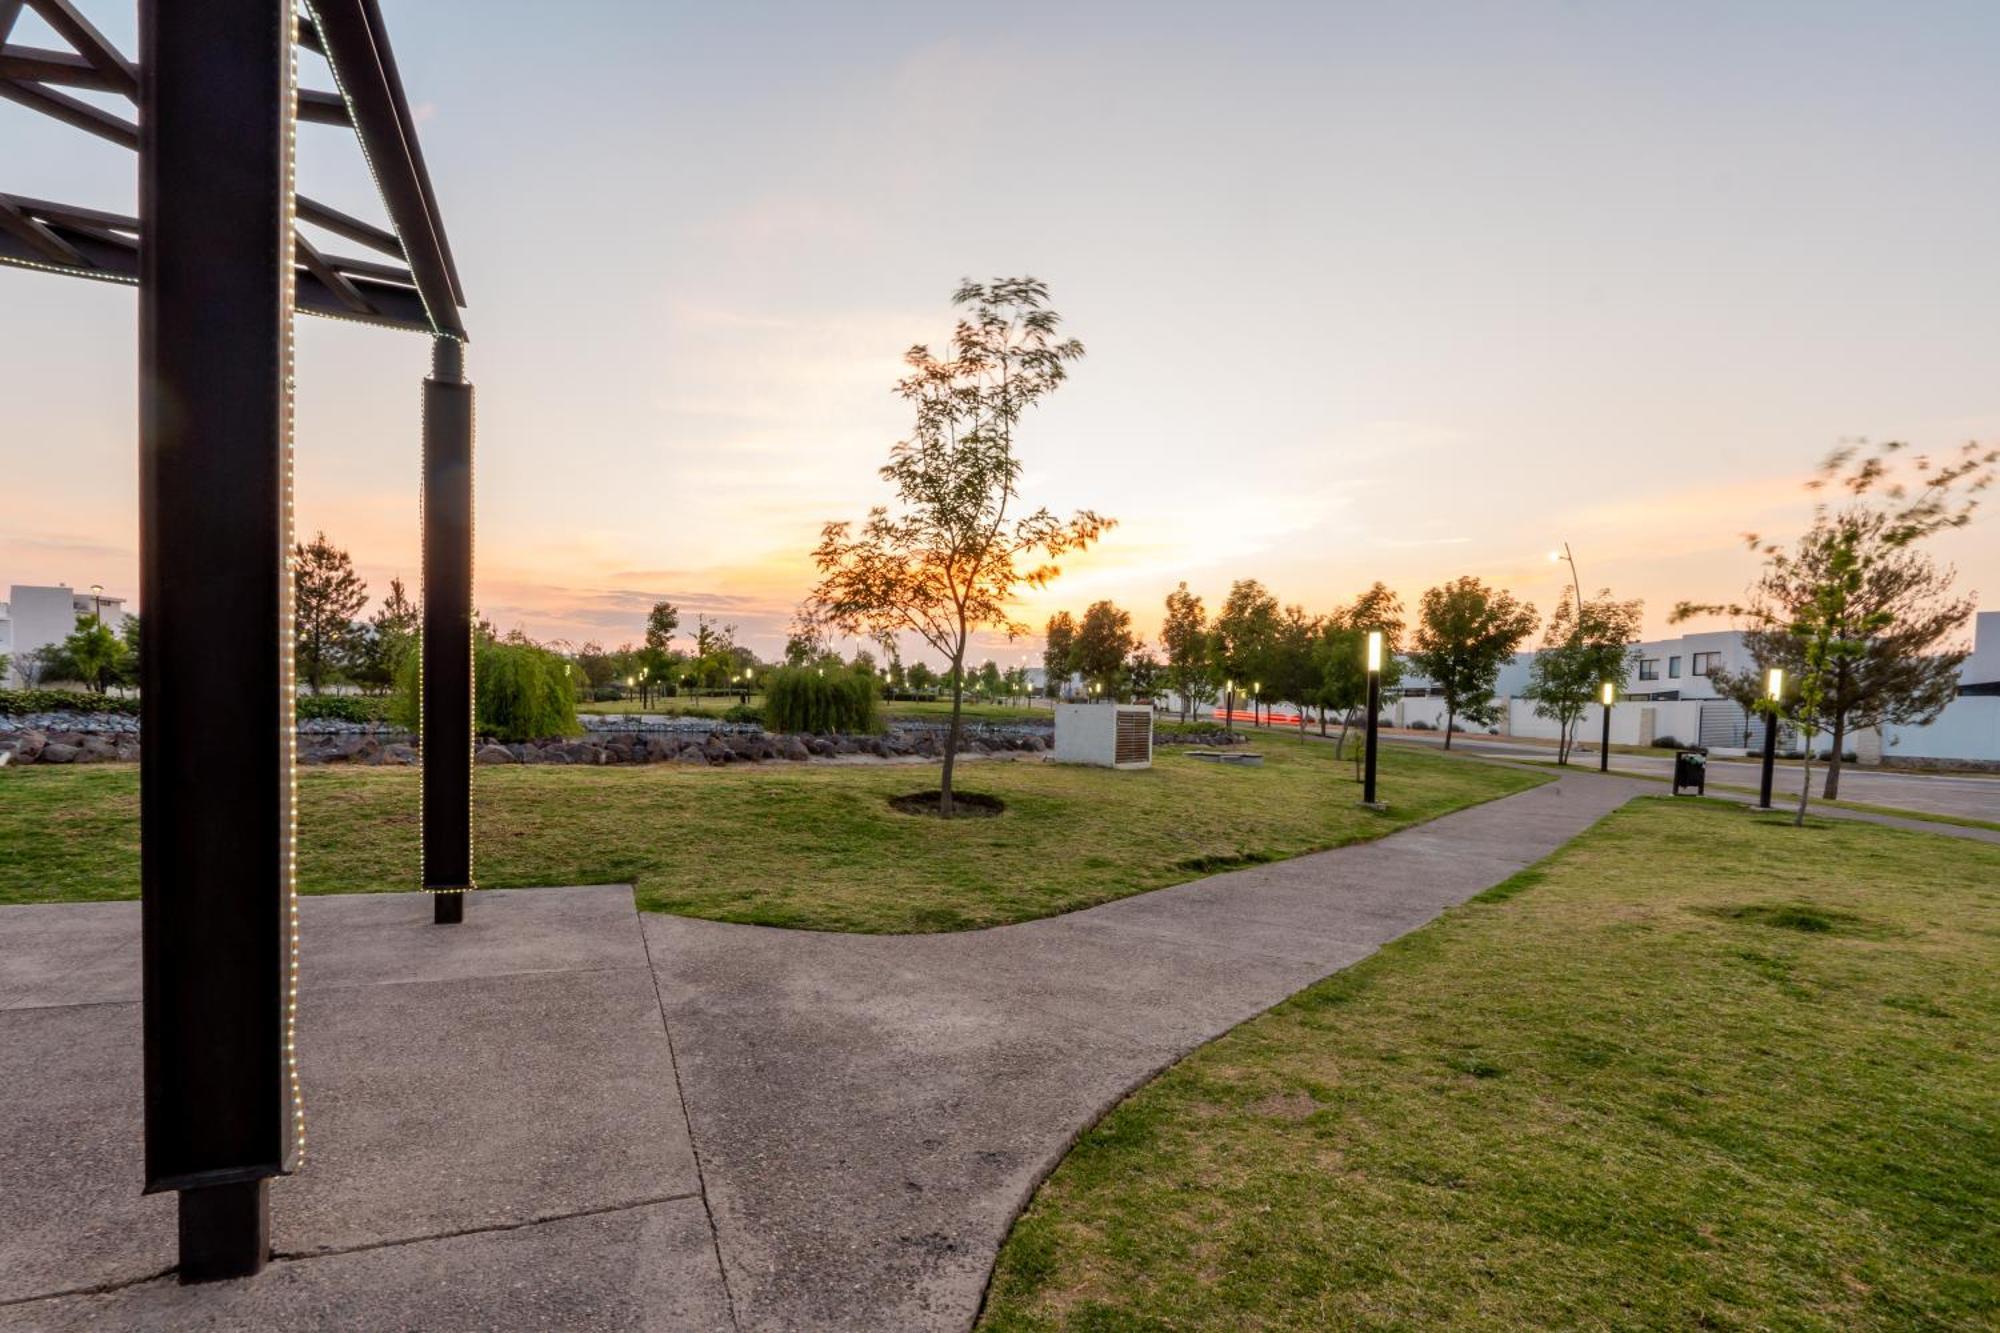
[[763, 666, 881, 734], [1652, 735, 1681, 750], [591, 686, 622, 702], [391, 638, 581, 742], [0, 688, 139, 716], [721, 703, 765, 726], [295, 694, 388, 723], [1407, 718, 1434, 731]]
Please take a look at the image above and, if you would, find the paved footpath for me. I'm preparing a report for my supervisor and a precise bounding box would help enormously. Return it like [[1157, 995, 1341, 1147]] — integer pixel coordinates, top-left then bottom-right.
[[4, 770, 1719, 1331], [647, 771, 1651, 1330]]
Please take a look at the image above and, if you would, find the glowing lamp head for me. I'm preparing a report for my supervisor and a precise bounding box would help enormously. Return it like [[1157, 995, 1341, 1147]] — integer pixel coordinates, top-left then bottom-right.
[[1767, 667, 1785, 700], [1365, 630, 1384, 674], [1548, 550, 1562, 563], [1601, 681, 1615, 706]]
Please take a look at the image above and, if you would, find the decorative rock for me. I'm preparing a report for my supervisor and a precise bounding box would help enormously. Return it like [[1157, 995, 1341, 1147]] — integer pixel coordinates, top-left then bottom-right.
[[39, 743, 79, 764], [475, 744, 516, 764]]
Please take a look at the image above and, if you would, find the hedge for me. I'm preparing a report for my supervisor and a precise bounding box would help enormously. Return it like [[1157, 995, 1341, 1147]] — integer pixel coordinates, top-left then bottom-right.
[[0, 689, 139, 716], [295, 694, 390, 723]]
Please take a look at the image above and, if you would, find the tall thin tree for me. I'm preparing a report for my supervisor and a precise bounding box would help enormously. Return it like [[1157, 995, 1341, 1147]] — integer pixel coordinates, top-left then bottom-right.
[[812, 278, 1112, 815]]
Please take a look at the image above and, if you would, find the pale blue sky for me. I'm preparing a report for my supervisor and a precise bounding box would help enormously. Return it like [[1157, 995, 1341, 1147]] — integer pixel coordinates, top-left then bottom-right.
[[4, 1, 1997, 658]]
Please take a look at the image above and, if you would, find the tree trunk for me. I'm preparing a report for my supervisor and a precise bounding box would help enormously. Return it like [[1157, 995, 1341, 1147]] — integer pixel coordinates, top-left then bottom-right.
[[1318, 705, 1327, 737], [1335, 709, 1352, 766], [1823, 714, 1845, 800], [1443, 708, 1455, 750], [1795, 749, 1812, 827], [940, 650, 965, 817]]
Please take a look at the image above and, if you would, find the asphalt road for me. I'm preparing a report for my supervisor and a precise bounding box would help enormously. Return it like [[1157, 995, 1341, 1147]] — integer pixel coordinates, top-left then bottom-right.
[[1379, 730, 1999, 821]]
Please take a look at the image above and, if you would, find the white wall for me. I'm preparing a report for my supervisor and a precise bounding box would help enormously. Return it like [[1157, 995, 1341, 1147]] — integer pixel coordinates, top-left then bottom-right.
[[1884, 696, 2000, 762], [1961, 611, 2000, 688]]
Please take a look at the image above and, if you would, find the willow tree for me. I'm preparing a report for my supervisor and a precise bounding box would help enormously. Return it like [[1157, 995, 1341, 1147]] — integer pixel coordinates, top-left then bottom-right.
[[812, 277, 1111, 816]]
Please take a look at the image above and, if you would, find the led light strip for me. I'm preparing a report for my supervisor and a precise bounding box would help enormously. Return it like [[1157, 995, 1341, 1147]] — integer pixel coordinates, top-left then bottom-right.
[[281, 7, 307, 1166]]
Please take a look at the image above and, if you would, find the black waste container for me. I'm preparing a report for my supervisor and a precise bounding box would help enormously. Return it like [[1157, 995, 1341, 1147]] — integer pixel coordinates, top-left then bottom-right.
[[1671, 747, 1707, 795]]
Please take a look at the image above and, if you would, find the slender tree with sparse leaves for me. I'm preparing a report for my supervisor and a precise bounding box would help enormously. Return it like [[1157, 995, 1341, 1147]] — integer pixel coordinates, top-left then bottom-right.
[[1524, 589, 1641, 764], [1675, 440, 1993, 800], [812, 278, 1112, 816], [1159, 582, 1212, 722]]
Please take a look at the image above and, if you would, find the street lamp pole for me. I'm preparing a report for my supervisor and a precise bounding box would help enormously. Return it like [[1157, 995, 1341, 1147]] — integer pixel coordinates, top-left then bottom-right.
[[1362, 631, 1383, 807], [1599, 681, 1614, 773], [90, 582, 105, 624], [1758, 667, 1784, 809]]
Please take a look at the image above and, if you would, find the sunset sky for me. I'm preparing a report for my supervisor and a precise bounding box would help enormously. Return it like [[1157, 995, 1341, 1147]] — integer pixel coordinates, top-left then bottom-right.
[[5, 1, 1998, 665]]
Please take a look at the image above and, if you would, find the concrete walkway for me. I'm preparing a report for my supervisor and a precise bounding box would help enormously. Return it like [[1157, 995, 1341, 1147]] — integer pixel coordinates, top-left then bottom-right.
[[646, 770, 1650, 1329], [4, 771, 1649, 1330], [1, 888, 734, 1330]]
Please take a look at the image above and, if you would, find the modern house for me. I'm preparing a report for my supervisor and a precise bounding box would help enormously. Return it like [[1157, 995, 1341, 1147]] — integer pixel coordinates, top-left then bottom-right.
[[1, 583, 129, 687], [1621, 629, 1757, 701]]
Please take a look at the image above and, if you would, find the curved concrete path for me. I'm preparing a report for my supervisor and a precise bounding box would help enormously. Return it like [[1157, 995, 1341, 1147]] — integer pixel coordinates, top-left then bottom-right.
[[648, 770, 1651, 1330]]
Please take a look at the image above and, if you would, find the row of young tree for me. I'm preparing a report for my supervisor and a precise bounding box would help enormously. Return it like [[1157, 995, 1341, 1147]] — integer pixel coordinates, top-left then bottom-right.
[[1034, 438, 1989, 823], [1040, 576, 1580, 758]]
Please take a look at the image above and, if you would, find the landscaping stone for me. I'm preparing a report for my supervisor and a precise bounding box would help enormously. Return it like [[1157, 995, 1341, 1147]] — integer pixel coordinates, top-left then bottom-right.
[[475, 745, 515, 764], [37, 743, 78, 764]]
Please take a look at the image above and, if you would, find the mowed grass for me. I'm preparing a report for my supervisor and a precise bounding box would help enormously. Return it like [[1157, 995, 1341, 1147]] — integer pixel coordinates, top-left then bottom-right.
[[0, 743, 1540, 932], [980, 798, 2000, 1330]]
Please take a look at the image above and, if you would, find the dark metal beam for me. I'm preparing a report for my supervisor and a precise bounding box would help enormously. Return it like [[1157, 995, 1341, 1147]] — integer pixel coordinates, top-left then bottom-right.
[[310, 0, 464, 335], [0, 43, 123, 89], [0, 75, 138, 146], [139, 0, 296, 1280], [422, 336, 474, 923], [297, 87, 351, 126], [0, 211, 435, 332], [295, 192, 401, 257], [27, 0, 137, 97], [0, 1, 24, 46], [295, 232, 375, 315], [0, 192, 81, 263]]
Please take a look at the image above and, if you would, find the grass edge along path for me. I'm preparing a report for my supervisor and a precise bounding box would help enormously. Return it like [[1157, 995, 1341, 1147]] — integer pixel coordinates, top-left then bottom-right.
[[979, 796, 2000, 1330], [0, 744, 1545, 934]]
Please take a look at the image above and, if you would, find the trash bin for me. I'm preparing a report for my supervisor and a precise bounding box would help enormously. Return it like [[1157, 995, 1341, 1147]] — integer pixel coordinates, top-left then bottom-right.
[[1671, 747, 1707, 796]]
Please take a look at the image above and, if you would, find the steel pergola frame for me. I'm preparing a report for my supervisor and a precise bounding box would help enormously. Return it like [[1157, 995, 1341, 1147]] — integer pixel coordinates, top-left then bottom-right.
[[2, 0, 475, 1280]]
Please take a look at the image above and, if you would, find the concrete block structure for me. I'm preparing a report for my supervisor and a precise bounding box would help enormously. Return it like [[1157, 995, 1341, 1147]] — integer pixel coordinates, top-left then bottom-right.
[[1053, 703, 1153, 769]]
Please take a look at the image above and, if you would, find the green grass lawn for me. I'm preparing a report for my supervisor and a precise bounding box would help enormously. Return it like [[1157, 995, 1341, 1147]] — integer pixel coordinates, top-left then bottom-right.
[[0, 744, 1541, 932], [574, 695, 1049, 725], [577, 693, 760, 716], [980, 798, 2000, 1330], [883, 699, 1052, 725]]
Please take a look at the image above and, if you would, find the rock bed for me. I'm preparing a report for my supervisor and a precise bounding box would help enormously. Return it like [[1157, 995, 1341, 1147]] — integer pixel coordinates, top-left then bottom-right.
[[474, 727, 1051, 766], [1, 710, 1055, 768]]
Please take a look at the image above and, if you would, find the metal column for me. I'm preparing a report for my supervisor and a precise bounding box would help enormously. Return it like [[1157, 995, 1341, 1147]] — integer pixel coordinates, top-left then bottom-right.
[[1757, 711, 1778, 809], [422, 336, 474, 923], [1362, 672, 1381, 805], [138, 0, 298, 1280]]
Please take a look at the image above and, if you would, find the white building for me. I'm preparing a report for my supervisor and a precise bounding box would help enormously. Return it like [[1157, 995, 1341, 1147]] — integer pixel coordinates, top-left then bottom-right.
[[2, 584, 130, 688], [1622, 629, 1758, 701]]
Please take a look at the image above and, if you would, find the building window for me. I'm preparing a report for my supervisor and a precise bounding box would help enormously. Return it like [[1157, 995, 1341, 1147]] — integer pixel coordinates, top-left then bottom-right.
[[1638, 659, 1660, 681], [1691, 652, 1721, 677], [1668, 656, 1681, 679]]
